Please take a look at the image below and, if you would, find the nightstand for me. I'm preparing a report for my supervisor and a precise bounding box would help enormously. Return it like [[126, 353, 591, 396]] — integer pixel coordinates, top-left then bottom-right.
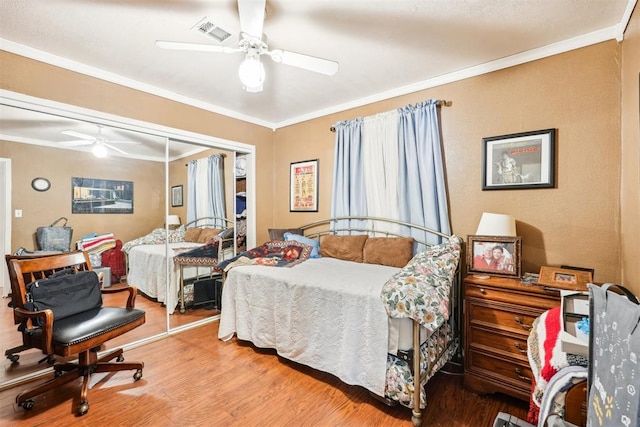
[[463, 275, 562, 401]]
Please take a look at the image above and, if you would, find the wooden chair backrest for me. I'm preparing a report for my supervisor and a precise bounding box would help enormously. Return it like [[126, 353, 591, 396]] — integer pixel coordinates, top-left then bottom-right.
[[9, 251, 92, 311]]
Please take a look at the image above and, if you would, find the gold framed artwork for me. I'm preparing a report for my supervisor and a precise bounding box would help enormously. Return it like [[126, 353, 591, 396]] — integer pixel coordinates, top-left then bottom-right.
[[290, 159, 318, 212], [538, 266, 593, 291]]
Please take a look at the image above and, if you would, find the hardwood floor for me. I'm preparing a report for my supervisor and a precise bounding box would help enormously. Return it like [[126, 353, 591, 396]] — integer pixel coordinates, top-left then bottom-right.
[[0, 321, 529, 426]]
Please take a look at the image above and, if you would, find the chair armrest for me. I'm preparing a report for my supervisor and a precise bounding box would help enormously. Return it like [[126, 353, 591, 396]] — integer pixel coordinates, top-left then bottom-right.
[[101, 285, 138, 308], [14, 307, 54, 354]]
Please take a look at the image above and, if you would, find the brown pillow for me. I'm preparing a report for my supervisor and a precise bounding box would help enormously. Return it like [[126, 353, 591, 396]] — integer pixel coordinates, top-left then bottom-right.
[[197, 228, 222, 243], [363, 237, 415, 268], [319, 235, 369, 263], [184, 228, 202, 242], [268, 228, 303, 241]]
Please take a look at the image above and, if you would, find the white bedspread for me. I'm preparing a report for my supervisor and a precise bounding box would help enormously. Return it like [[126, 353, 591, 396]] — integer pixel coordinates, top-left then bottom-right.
[[218, 257, 400, 397], [127, 242, 202, 314]]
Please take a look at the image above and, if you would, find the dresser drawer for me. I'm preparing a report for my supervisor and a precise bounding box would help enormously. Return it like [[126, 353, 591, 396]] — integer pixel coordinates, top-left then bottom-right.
[[467, 349, 533, 392], [465, 283, 559, 311], [467, 301, 541, 337], [468, 326, 529, 361]]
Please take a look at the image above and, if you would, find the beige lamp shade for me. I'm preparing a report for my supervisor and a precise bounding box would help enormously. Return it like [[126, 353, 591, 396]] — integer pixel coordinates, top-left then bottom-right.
[[166, 215, 181, 226], [475, 212, 516, 236]]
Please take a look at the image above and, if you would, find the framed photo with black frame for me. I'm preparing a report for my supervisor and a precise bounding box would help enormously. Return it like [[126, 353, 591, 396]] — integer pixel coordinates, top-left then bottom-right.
[[482, 128, 556, 190], [171, 185, 183, 207], [467, 235, 522, 278], [290, 159, 319, 212]]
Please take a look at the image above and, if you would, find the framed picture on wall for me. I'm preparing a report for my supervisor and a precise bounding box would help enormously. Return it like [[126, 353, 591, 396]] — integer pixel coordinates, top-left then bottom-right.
[[467, 235, 522, 278], [290, 159, 319, 212], [72, 177, 133, 214], [482, 128, 556, 190], [171, 185, 183, 207]]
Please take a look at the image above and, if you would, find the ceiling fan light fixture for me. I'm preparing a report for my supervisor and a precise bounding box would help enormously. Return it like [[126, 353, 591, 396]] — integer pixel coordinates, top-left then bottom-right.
[[92, 143, 108, 158], [238, 53, 265, 91]]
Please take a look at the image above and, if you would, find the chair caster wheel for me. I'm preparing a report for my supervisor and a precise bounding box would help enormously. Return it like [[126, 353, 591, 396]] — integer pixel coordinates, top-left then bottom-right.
[[117, 354, 125, 362], [133, 369, 143, 381], [21, 400, 34, 411], [78, 401, 89, 416], [54, 369, 64, 378], [46, 356, 56, 365], [7, 354, 19, 363]]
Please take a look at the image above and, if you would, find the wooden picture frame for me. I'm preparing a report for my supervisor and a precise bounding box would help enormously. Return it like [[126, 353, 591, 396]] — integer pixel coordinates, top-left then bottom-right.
[[467, 235, 522, 278], [482, 128, 556, 190], [538, 266, 593, 291], [290, 159, 318, 212], [171, 185, 183, 207]]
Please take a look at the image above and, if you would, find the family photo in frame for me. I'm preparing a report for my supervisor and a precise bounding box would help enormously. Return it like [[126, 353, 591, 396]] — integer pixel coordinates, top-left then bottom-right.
[[467, 235, 522, 278], [482, 128, 556, 190]]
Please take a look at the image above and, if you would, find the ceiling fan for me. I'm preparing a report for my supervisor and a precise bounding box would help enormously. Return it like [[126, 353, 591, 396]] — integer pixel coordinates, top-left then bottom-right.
[[59, 125, 139, 157], [155, 0, 339, 92]]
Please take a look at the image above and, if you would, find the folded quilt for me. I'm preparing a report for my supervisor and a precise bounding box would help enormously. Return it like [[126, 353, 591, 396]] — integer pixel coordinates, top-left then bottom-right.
[[77, 233, 116, 255], [217, 240, 312, 272], [380, 235, 461, 332]]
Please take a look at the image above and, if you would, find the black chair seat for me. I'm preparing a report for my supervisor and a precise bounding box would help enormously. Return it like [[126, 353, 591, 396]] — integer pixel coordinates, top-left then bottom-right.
[[30, 307, 145, 347]]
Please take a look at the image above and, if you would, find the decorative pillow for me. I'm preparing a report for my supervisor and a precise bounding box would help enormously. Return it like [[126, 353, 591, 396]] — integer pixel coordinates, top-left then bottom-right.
[[268, 228, 303, 241], [198, 228, 222, 243], [184, 227, 202, 243], [319, 234, 368, 263], [363, 237, 415, 268], [284, 232, 321, 258]]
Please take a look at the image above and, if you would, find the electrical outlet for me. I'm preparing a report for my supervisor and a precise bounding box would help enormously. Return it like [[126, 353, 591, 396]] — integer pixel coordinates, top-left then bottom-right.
[[15, 209, 22, 218]]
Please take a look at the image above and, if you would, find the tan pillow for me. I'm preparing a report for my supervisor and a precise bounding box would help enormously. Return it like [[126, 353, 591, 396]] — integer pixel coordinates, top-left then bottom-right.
[[184, 228, 202, 242], [363, 237, 415, 268], [319, 235, 368, 263], [198, 228, 223, 243]]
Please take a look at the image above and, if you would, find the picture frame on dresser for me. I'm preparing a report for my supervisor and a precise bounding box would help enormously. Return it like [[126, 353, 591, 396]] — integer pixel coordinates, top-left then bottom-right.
[[467, 235, 522, 278], [538, 266, 593, 291]]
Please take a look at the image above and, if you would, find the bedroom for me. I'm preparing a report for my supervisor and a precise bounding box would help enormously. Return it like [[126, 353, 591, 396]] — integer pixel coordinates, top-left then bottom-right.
[[1, 0, 639, 425]]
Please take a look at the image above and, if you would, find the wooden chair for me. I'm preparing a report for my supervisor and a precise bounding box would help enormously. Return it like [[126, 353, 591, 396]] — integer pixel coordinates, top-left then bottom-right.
[[9, 251, 146, 415]]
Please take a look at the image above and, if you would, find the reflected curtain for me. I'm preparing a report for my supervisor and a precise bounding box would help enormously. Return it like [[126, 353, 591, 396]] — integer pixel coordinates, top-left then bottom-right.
[[186, 154, 226, 227], [331, 99, 450, 247]]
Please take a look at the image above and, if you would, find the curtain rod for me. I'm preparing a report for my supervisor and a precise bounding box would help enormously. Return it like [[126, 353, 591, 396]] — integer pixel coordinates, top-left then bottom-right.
[[185, 152, 226, 166], [329, 99, 451, 132]]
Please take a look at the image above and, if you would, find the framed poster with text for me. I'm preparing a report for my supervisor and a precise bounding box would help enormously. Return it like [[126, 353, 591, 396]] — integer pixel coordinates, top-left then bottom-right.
[[290, 159, 318, 212]]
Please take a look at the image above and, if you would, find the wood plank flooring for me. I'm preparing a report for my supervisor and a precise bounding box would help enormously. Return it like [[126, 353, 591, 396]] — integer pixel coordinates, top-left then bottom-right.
[[0, 321, 529, 426]]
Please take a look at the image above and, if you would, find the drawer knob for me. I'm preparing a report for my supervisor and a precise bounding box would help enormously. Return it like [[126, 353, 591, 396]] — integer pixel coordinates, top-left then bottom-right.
[[515, 367, 530, 382], [514, 316, 532, 331], [514, 342, 527, 354], [479, 288, 487, 295]]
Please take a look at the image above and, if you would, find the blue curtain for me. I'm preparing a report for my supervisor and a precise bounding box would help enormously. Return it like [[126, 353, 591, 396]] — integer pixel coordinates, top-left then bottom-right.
[[186, 154, 226, 226], [331, 99, 451, 246], [331, 118, 366, 232]]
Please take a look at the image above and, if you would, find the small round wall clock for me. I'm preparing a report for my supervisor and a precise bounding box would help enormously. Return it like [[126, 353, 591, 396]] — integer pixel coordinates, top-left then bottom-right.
[[31, 177, 51, 192]]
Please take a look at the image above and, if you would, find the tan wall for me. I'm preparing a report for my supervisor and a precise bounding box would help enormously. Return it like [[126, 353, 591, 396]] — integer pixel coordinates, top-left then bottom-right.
[[1, 51, 275, 244], [274, 41, 623, 284], [621, 5, 640, 294], [1, 140, 164, 247]]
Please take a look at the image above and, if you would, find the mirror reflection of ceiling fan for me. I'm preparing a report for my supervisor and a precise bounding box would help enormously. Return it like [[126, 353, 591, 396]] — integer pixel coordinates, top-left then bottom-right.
[[60, 125, 139, 157], [155, 0, 339, 92]]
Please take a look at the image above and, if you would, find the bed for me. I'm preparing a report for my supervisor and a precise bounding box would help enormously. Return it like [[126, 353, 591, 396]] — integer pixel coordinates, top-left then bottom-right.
[[217, 216, 462, 426], [123, 217, 239, 314]]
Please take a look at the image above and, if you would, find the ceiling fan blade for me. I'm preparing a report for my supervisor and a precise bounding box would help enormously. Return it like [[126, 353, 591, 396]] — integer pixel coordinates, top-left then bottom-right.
[[104, 143, 128, 155], [105, 140, 140, 145], [269, 49, 339, 76], [155, 40, 240, 54], [237, 0, 265, 39], [59, 140, 93, 147], [61, 130, 95, 140]]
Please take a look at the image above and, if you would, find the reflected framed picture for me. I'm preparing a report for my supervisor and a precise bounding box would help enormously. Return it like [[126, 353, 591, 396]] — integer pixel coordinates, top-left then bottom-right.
[[467, 235, 522, 278], [482, 128, 556, 190], [72, 177, 133, 214], [290, 159, 318, 212], [171, 185, 183, 207]]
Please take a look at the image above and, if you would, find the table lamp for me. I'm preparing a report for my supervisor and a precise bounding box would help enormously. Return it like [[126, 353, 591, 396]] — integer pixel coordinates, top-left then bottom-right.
[[473, 212, 517, 279], [166, 215, 181, 230]]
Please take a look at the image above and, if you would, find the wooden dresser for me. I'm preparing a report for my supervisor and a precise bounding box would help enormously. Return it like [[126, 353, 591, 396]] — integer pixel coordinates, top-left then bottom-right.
[[463, 274, 561, 401]]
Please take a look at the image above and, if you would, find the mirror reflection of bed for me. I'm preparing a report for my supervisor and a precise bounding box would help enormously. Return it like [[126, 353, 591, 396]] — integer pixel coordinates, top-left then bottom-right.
[[0, 100, 252, 388]]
